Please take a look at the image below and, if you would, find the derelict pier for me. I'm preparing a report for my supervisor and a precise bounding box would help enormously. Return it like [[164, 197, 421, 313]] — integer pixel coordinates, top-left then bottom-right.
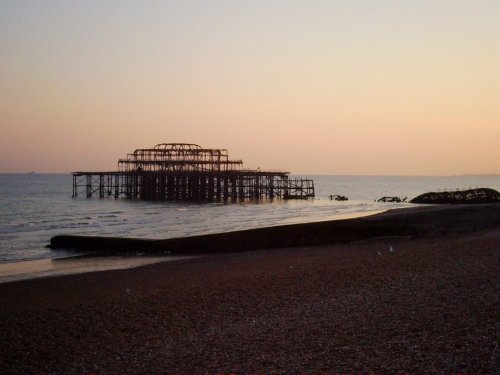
[[72, 143, 315, 201]]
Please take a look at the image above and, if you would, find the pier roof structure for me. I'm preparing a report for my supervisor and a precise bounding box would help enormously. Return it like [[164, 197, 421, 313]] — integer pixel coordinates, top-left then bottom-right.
[[118, 143, 244, 173]]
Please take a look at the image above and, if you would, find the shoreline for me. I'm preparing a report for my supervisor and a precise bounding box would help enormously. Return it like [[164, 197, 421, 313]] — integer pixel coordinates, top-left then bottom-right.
[[2, 204, 499, 284], [1, 208, 388, 283], [0, 204, 498, 373], [50, 203, 500, 255], [0, 255, 192, 284]]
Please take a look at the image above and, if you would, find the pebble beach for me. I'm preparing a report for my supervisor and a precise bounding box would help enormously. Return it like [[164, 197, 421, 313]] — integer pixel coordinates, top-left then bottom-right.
[[0, 204, 498, 373]]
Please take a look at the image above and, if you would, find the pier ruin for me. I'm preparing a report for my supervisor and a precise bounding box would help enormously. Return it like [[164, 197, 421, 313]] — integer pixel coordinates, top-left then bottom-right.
[[72, 143, 315, 201]]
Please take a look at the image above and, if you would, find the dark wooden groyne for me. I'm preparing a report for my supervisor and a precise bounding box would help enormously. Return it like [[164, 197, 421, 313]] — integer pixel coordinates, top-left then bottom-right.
[[73, 143, 314, 201], [50, 204, 500, 255], [51, 213, 413, 254]]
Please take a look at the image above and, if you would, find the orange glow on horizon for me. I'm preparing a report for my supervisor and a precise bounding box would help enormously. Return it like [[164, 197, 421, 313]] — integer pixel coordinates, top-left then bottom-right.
[[0, 1, 499, 175]]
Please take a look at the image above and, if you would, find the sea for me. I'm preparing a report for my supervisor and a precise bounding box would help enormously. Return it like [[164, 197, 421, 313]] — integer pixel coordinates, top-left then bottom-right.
[[1, 174, 499, 281]]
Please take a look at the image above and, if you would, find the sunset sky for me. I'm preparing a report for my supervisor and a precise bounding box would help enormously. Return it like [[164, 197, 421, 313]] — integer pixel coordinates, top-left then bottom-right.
[[1, 1, 499, 175]]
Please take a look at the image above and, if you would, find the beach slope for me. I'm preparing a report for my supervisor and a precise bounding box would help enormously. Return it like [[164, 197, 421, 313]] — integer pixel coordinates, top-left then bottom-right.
[[1, 204, 499, 373]]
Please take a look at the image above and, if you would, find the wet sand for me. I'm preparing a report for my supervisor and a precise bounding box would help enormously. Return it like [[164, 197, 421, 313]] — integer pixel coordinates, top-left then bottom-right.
[[0, 255, 190, 283], [0, 204, 498, 373]]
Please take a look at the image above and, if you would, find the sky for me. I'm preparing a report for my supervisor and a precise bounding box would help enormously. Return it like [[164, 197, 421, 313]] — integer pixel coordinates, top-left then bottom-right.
[[0, 0, 499, 175]]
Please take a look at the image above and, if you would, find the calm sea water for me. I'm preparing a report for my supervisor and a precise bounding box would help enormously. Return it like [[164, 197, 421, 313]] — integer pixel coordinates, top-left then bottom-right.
[[1, 174, 499, 264]]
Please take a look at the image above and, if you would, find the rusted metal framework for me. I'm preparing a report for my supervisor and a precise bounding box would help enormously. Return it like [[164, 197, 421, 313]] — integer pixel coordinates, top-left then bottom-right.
[[118, 143, 243, 172], [73, 143, 315, 201]]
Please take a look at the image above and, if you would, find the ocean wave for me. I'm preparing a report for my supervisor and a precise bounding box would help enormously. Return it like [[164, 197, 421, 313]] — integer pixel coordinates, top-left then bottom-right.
[[2, 174, 500, 264]]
